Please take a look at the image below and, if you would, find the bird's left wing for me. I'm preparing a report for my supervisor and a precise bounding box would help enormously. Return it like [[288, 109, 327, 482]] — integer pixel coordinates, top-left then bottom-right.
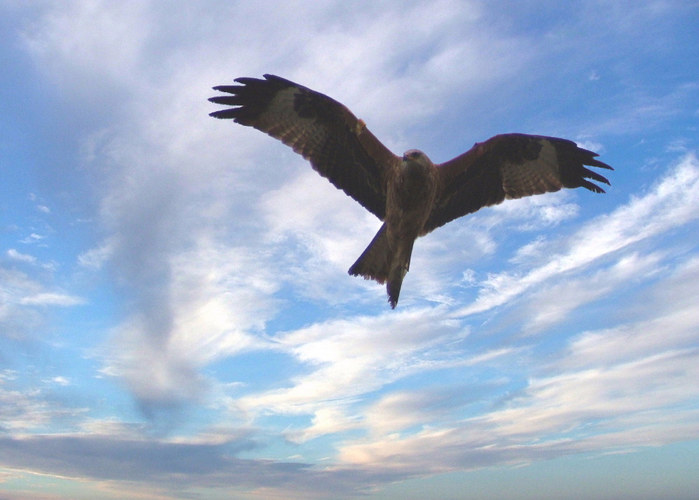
[[423, 133, 612, 233], [209, 74, 398, 220]]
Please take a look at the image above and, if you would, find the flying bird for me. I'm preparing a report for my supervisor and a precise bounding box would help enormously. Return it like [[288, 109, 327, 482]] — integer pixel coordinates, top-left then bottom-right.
[[209, 74, 612, 308]]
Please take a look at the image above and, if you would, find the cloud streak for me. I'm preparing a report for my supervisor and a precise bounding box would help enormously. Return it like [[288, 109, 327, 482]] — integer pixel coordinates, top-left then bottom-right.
[[453, 154, 699, 318]]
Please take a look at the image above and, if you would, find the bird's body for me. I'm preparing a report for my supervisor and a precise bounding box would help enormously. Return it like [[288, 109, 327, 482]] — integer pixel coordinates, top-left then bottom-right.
[[350, 150, 439, 306], [210, 74, 612, 308]]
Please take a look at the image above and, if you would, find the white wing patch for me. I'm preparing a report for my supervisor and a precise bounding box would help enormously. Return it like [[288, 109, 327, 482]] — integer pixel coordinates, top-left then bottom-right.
[[501, 140, 563, 199], [259, 87, 327, 159]]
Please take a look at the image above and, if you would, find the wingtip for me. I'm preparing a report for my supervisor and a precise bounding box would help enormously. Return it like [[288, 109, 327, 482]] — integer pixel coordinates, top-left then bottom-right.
[[580, 178, 609, 193], [262, 73, 283, 81], [591, 158, 614, 171], [209, 109, 240, 120]]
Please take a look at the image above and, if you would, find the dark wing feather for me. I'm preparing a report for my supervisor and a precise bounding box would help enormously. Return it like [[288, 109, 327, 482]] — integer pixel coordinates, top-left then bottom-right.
[[423, 133, 612, 233], [209, 74, 398, 219]]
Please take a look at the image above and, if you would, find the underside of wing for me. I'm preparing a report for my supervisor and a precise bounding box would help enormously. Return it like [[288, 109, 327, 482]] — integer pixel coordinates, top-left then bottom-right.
[[209, 74, 398, 219], [424, 133, 613, 233]]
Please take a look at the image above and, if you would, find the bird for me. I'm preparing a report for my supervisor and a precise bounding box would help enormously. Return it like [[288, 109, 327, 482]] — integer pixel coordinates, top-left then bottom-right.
[[209, 74, 612, 308]]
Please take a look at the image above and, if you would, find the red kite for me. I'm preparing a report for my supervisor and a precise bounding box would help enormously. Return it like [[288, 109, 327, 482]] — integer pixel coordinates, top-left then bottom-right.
[[210, 75, 612, 308]]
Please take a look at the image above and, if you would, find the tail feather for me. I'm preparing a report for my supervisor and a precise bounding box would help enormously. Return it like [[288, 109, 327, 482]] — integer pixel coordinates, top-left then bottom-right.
[[386, 248, 412, 308], [348, 224, 390, 283], [349, 224, 414, 308]]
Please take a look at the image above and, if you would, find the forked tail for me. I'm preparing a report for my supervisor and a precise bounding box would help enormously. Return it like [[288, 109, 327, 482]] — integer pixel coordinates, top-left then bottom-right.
[[348, 224, 414, 308]]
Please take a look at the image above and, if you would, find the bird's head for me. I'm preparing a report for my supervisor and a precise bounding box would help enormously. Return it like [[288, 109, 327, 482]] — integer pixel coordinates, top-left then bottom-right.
[[402, 149, 432, 173]]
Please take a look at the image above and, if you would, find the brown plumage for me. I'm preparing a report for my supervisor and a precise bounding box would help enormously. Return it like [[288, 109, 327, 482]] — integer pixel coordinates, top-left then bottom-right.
[[210, 74, 613, 308]]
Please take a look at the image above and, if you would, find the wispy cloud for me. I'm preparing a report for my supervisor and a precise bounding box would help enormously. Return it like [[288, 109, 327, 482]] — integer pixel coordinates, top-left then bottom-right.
[[239, 309, 465, 416], [19, 293, 84, 307], [6, 248, 36, 264], [0, 370, 86, 432], [0, 268, 83, 340], [334, 219, 699, 473], [453, 153, 699, 318], [99, 241, 280, 414]]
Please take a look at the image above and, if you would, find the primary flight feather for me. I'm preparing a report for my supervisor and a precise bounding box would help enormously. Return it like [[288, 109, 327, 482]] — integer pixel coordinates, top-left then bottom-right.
[[210, 74, 612, 308]]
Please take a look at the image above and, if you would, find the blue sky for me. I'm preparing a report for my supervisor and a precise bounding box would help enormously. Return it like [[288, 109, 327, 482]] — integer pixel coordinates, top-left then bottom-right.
[[1, 0, 698, 498]]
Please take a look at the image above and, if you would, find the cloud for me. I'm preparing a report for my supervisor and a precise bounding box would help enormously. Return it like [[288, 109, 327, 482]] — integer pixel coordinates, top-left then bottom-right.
[[0, 433, 279, 489], [100, 242, 279, 414], [76, 240, 114, 270], [337, 344, 699, 476], [239, 309, 463, 413], [0, 430, 409, 499], [236, 311, 522, 445], [556, 255, 699, 371], [0, 370, 86, 433], [18, 1, 299, 413], [20, 0, 151, 96], [0, 267, 83, 340], [361, 387, 480, 436], [516, 251, 665, 333], [19, 293, 84, 307], [334, 239, 699, 474], [6, 249, 36, 264], [18, 233, 45, 244], [453, 153, 699, 318]]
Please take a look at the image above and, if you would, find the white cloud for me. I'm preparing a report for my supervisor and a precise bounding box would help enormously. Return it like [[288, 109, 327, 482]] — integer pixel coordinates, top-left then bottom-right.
[[0, 370, 85, 432], [19, 233, 45, 244], [557, 255, 699, 370], [238, 309, 464, 416], [338, 344, 699, 472], [0, 267, 83, 340], [77, 240, 114, 270], [454, 153, 699, 317], [21, 0, 151, 92], [336, 246, 699, 472], [361, 389, 469, 437], [285, 404, 362, 443], [236, 315, 519, 444], [19, 292, 84, 307], [489, 192, 581, 230], [518, 251, 665, 333], [7, 248, 36, 264], [102, 241, 279, 409], [51, 376, 71, 386]]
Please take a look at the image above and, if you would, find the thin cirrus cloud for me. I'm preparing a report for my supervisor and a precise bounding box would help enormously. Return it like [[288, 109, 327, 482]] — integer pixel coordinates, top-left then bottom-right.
[[454, 155, 699, 318]]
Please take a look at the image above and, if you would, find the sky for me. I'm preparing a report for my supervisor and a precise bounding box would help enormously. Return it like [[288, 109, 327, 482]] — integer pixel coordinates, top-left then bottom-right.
[[1, 0, 698, 498]]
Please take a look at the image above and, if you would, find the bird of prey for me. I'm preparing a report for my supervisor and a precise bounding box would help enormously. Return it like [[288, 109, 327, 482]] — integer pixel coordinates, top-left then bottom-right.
[[209, 74, 612, 308]]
